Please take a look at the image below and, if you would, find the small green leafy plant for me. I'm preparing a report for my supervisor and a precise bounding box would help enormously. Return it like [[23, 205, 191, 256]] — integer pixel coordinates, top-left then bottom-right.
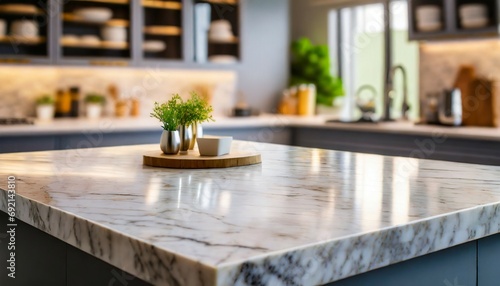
[[85, 93, 106, 105], [36, 95, 55, 105], [290, 38, 344, 106], [178, 92, 214, 126], [150, 94, 182, 131], [151, 93, 214, 131]]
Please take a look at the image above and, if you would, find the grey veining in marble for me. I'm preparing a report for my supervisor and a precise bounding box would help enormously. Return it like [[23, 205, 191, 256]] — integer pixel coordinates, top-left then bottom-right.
[[1, 142, 500, 285]]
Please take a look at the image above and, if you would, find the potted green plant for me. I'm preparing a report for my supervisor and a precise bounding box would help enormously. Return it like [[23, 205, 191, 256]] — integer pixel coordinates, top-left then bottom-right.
[[150, 95, 182, 155], [187, 93, 214, 150], [84, 93, 106, 119], [290, 38, 344, 115], [177, 93, 214, 154], [35, 95, 55, 121]]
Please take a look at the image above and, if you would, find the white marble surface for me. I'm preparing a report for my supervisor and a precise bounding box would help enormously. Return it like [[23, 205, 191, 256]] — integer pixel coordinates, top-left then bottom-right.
[[1, 114, 500, 142], [1, 142, 500, 285]]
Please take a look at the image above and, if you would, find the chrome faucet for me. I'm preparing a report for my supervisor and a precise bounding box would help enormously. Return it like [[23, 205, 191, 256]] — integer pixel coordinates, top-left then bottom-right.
[[383, 65, 410, 121]]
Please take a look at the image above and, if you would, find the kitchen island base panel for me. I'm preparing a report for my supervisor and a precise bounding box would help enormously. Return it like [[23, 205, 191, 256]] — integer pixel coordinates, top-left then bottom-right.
[[3, 209, 499, 286], [0, 210, 151, 286]]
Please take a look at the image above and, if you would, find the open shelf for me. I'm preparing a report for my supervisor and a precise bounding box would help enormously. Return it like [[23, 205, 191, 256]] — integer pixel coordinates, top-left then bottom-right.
[[0, 36, 46, 45], [62, 13, 129, 27], [142, 0, 182, 10], [61, 41, 128, 50], [209, 37, 239, 44], [71, 0, 129, 5], [197, 0, 237, 5], [144, 26, 182, 36]]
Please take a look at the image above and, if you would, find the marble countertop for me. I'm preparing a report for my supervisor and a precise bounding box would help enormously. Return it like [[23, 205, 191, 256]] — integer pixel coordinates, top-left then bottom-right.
[[1, 115, 500, 141], [1, 142, 500, 285]]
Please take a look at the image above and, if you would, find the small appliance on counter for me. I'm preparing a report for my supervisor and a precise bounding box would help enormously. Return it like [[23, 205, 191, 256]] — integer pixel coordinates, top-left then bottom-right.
[[438, 88, 462, 126]]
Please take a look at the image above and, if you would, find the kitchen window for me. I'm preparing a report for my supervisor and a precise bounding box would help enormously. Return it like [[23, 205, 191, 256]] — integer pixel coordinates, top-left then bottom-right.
[[330, 0, 419, 120]]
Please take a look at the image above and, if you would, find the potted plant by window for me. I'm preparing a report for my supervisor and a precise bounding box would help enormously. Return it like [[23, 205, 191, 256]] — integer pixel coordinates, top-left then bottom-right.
[[35, 95, 55, 121], [85, 93, 106, 119], [150, 95, 182, 155], [290, 38, 344, 115]]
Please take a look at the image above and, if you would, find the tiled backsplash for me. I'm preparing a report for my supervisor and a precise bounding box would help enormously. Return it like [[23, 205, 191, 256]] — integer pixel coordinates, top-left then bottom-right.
[[0, 66, 236, 118], [419, 40, 500, 125]]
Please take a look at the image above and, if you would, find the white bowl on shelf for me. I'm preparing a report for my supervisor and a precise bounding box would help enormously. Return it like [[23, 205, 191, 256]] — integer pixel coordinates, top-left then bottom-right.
[[143, 40, 166, 53], [416, 5, 441, 22], [459, 4, 487, 20], [197, 136, 232, 156], [101, 26, 127, 42], [209, 19, 234, 42], [74, 7, 112, 23], [416, 20, 442, 32], [208, 55, 238, 64], [461, 17, 489, 29], [10, 20, 38, 38]]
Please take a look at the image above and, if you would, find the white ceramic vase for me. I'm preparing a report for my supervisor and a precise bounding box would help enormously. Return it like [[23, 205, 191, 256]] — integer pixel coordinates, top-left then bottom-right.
[[86, 104, 102, 119], [36, 105, 55, 121]]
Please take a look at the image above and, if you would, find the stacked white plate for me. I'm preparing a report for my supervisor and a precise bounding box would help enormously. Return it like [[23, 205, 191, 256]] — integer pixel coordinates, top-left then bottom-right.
[[460, 4, 488, 29], [415, 5, 442, 32]]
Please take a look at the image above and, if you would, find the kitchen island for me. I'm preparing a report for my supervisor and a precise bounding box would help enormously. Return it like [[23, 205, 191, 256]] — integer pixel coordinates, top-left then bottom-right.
[[1, 141, 500, 285]]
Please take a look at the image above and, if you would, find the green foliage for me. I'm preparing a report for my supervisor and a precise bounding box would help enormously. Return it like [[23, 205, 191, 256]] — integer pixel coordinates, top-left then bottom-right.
[[150, 93, 214, 131], [150, 94, 182, 131], [290, 38, 344, 106], [36, 95, 55, 105], [178, 92, 214, 126], [84, 93, 106, 104]]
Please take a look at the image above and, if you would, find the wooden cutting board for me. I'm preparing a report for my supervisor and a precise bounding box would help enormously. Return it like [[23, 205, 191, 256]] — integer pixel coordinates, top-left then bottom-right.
[[143, 151, 261, 169], [465, 78, 496, 127], [453, 65, 476, 126]]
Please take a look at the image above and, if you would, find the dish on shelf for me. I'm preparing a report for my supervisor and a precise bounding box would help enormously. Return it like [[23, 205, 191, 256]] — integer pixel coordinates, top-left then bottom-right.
[[208, 55, 238, 64], [209, 36, 238, 44], [101, 26, 127, 42], [461, 17, 489, 29], [74, 7, 113, 23], [143, 40, 166, 52], [10, 20, 39, 38], [459, 4, 487, 20], [415, 5, 441, 23], [0, 4, 39, 14], [209, 19, 235, 42], [143, 25, 182, 35], [416, 21, 442, 32]]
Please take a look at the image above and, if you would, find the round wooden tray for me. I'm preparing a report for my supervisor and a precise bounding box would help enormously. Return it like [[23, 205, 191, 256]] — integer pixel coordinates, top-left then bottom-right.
[[143, 151, 261, 169]]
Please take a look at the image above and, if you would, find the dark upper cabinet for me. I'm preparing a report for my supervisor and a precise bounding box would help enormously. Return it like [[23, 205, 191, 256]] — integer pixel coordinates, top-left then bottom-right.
[[0, 0, 242, 67], [0, 0, 52, 64], [408, 0, 499, 41]]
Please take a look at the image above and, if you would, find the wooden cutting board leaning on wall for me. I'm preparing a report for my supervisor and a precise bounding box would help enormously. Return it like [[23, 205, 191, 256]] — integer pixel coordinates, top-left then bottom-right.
[[454, 66, 498, 127]]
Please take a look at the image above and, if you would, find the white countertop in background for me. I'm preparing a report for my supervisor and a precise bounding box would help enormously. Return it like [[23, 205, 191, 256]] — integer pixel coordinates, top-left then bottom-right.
[[1, 114, 500, 141]]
